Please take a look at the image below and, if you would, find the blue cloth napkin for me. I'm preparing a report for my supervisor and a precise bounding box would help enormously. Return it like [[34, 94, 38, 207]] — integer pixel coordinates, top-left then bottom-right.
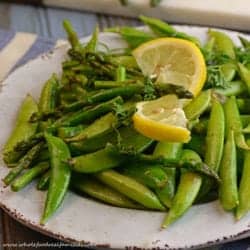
[[0, 28, 250, 250]]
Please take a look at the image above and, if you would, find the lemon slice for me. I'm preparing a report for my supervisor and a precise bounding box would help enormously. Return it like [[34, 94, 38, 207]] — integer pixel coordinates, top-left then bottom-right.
[[132, 37, 206, 97], [133, 95, 190, 143]]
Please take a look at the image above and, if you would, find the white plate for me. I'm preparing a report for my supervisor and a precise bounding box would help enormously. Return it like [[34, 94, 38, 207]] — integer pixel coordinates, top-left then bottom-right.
[[1, 26, 250, 250]]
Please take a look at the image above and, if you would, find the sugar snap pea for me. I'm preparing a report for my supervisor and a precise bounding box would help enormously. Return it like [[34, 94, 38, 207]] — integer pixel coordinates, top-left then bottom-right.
[[3, 95, 38, 164], [140, 15, 200, 46], [236, 140, 250, 219], [111, 26, 155, 49], [205, 100, 225, 172], [184, 90, 211, 121], [122, 163, 168, 189], [219, 130, 238, 210], [11, 162, 50, 192], [41, 133, 71, 224], [72, 174, 142, 209], [65, 112, 118, 142], [162, 149, 202, 227], [69, 127, 154, 173], [162, 170, 202, 228], [153, 142, 182, 208], [39, 74, 59, 116], [224, 96, 249, 149], [208, 30, 235, 59], [57, 125, 87, 139], [198, 100, 225, 198], [69, 131, 118, 155], [238, 63, 250, 95], [96, 170, 165, 210]]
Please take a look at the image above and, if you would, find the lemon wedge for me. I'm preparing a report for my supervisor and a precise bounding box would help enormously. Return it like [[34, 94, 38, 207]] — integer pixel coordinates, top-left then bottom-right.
[[132, 37, 206, 97], [133, 95, 190, 143]]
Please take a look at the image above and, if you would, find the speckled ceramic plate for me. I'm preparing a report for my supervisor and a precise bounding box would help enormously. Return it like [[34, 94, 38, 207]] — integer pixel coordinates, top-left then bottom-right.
[[1, 26, 250, 250]]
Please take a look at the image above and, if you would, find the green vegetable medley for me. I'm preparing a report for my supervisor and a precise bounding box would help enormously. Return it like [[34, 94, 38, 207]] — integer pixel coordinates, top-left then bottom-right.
[[3, 16, 250, 228]]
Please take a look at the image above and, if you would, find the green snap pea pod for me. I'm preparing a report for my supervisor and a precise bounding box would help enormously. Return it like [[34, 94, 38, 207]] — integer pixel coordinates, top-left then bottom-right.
[[53, 96, 123, 128], [154, 168, 176, 209], [214, 81, 246, 97], [153, 142, 182, 208], [139, 15, 200, 46], [69, 127, 154, 173], [184, 90, 211, 120], [110, 26, 155, 49], [208, 30, 235, 59], [205, 100, 225, 171], [38, 74, 59, 131], [71, 174, 141, 209], [3, 94, 38, 164], [184, 134, 205, 157], [224, 96, 249, 149], [68, 148, 127, 174], [96, 170, 165, 211], [3, 142, 44, 185], [11, 162, 50, 192], [221, 63, 237, 82], [39, 74, 59, 115], [37, 170, 51, 191], [219, 130, 238, 210], [192, 115, 250, 135], [208, 30, 236, 82], [41, 133, 71, 224], [122, 164, 168, 189], [198, 100, 225, 199], [162, 170, 202, 228], [116, 65, 126, 81], [69, 131, 118, 155], [236, 140, 250, 219], [238, 63, 250, 95], [57, 125, 87, 139], [65, 112, 118, 142]]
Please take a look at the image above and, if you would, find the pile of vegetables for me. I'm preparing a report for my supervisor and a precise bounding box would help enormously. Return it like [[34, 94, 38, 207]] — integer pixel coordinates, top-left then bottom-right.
[[3, 16, 250, 228]]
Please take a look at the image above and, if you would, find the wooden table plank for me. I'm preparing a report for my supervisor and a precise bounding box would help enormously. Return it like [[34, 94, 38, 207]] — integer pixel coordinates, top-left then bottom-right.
[[0, 210, 2, 250]]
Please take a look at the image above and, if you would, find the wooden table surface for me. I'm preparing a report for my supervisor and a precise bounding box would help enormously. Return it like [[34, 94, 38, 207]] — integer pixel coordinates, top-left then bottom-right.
[[1, 3, 250, 250]]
